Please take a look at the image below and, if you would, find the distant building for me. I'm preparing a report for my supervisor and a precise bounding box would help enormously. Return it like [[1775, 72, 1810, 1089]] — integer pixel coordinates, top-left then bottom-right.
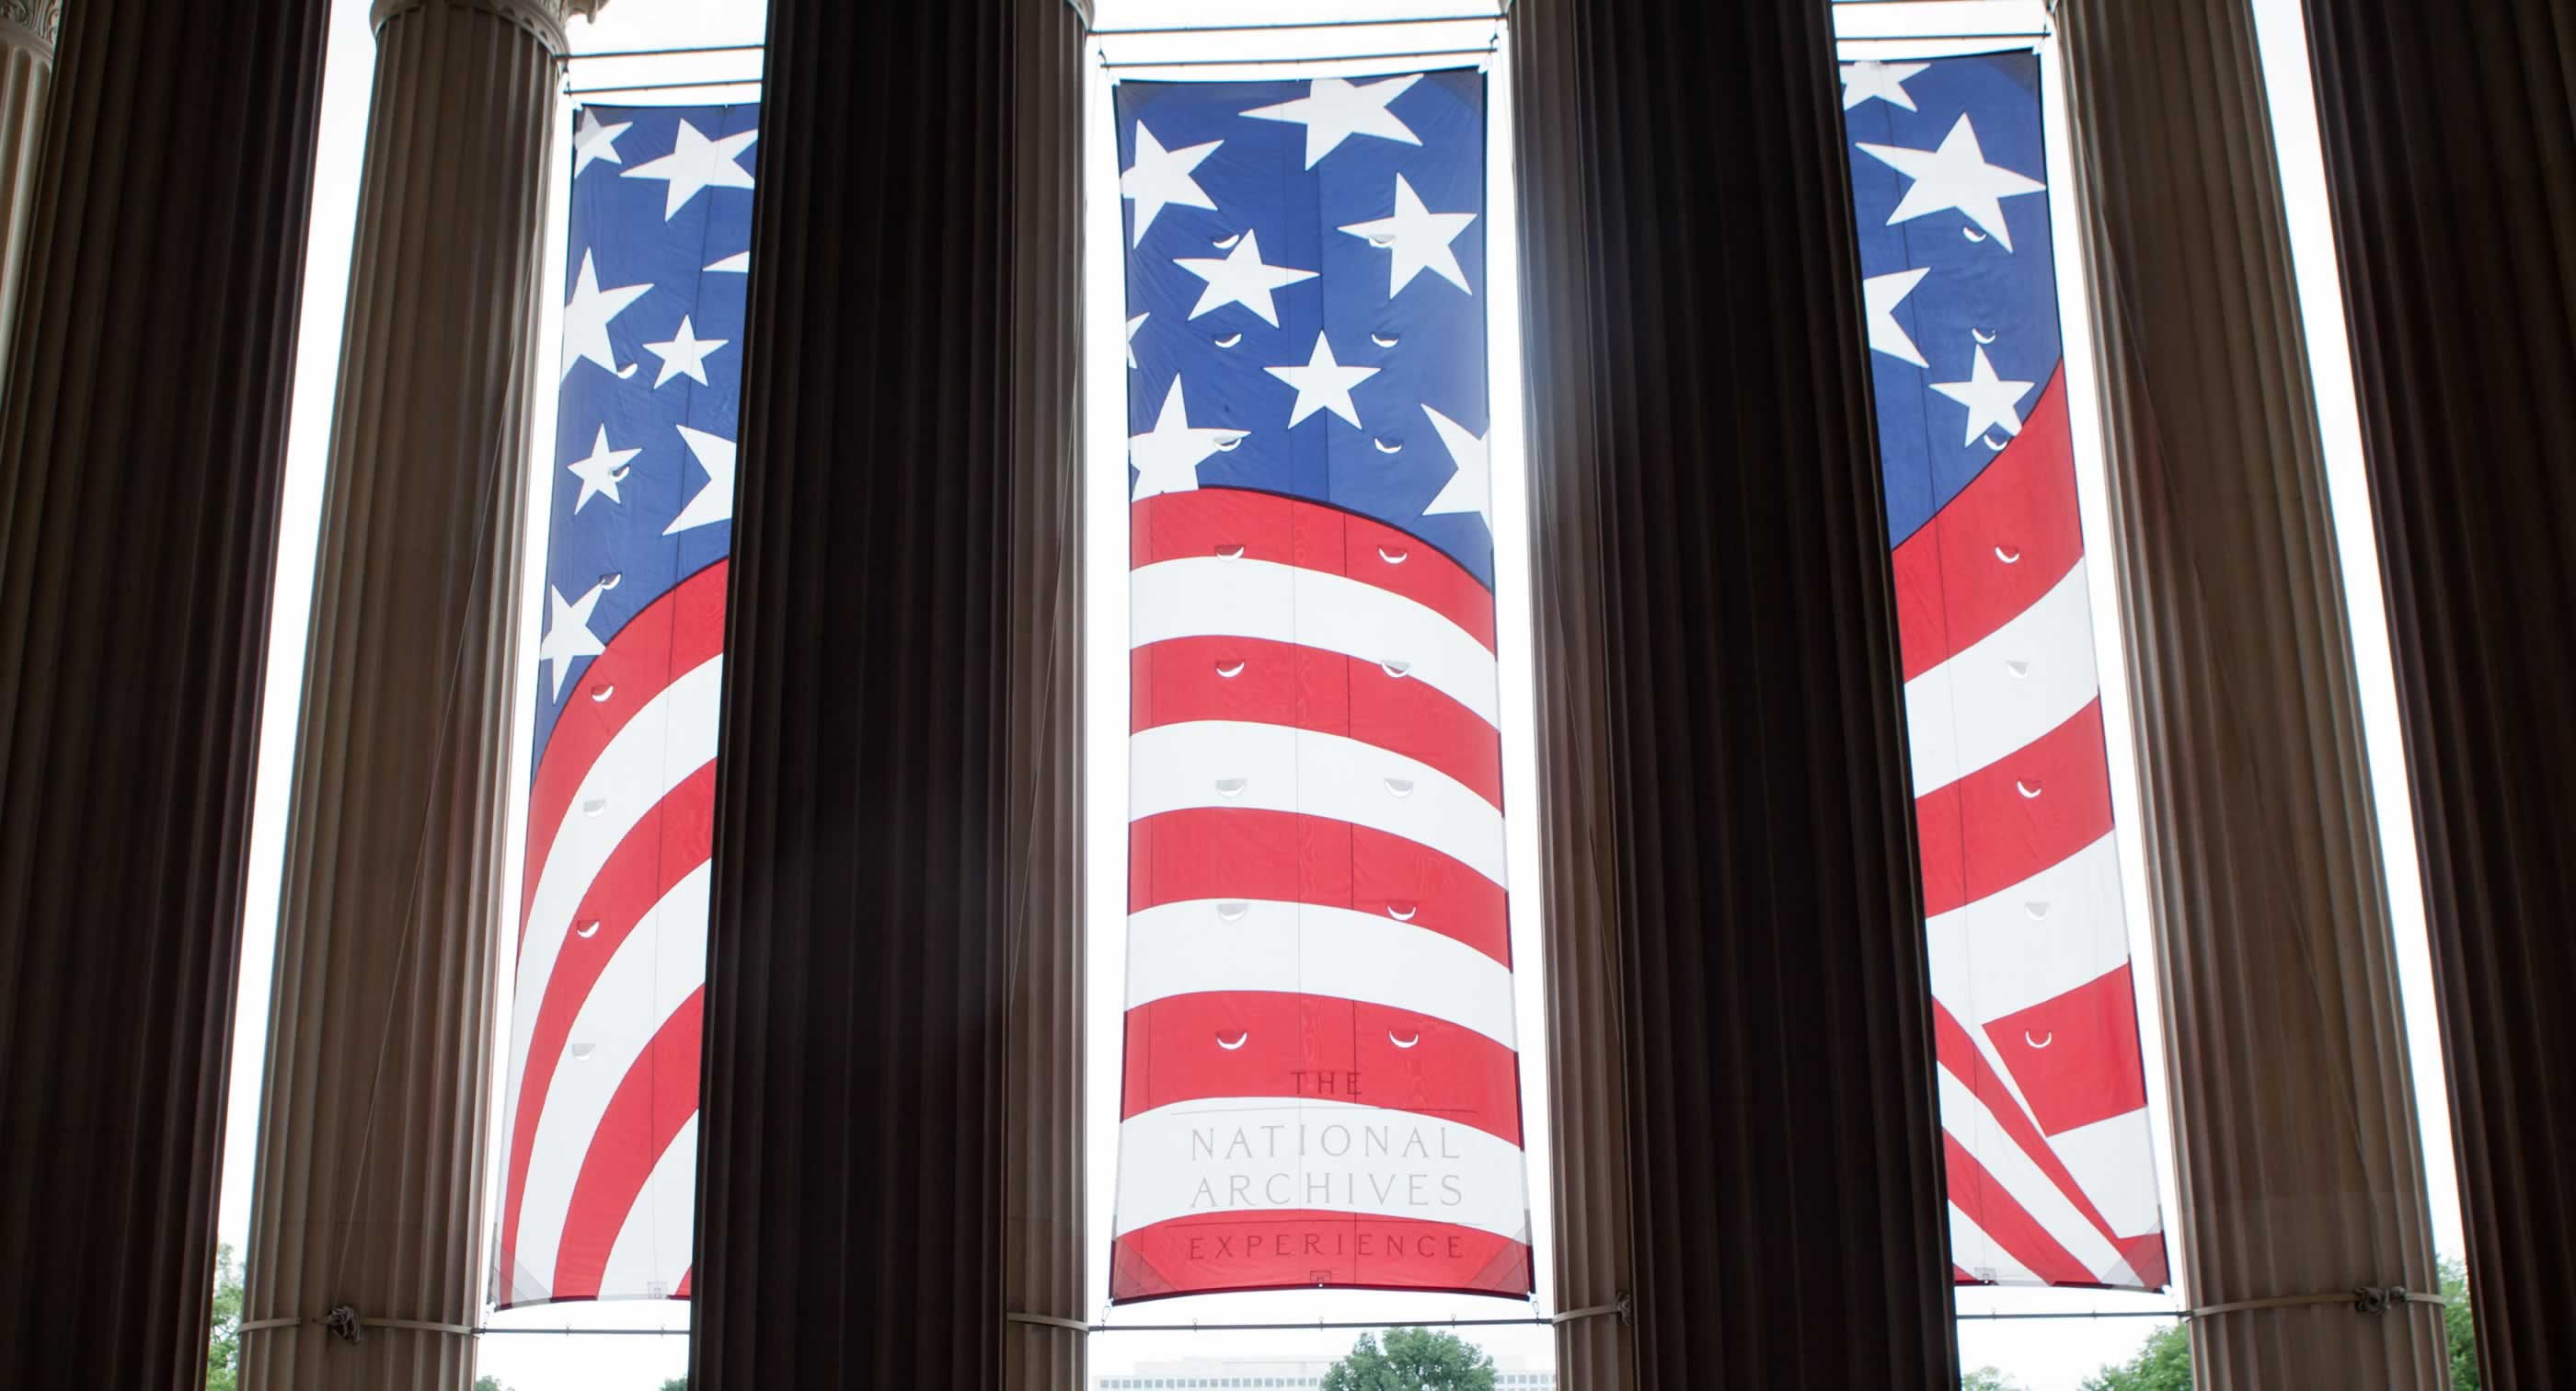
[[1096, 1351, 1558, 1390]]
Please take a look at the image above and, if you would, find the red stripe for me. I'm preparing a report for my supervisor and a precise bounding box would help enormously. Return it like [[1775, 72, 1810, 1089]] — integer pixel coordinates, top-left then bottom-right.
[[1130, 808, 1509, 965], [1121, 992, 1522, 1146], [1914, 698, 2113, 917], [501, 765, 716, 1265], [673, 1269, 690, 1298], [522, 559, 729, 934], [1110, 1212, 1530, 1303], [547, 990, 704, 1299], [1892, 367, 2080, 680], [1133, 637, 1503, 808], [1943, 1134, 2097, 1285], [1131, 489, 1497, 652], [1934, 1000, 2123, 1249], [1980, 963, 2150, 1137], [2118, 1231, 2171, 1290]]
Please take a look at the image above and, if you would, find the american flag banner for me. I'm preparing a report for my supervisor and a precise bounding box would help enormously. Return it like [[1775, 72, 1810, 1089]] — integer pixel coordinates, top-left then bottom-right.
[[1111, 71, 1532, 1302], [1842, 53, 2168, 1289], [493, 103, 756, 1308]]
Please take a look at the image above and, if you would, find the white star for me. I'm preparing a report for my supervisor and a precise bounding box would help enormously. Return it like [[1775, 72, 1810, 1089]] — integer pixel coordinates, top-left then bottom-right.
[[1174, 229, 1317, 327], [1930, 345, 2038, 446], [565, 425, 640, 513], [1338, 174, 1477, 298], [573, 109, 633, 177], [1864, 267, 1931, 369], [1841, 60, 1929, 112], [1244, 75, 1423, 168], [1420, 404, 1491, 532], [1128, 377, 1246, 500], [1121, 123, 1221, 247], [623, 120, 758, 220], [705, 250, 749, 273], [644, 315, 728, 388], [1857, 114, 2046, 252], [1126, 313, 1148, 370], [560, 249, 652, 381], [1265, 333, 1379, 428], [663, 425, 736, 535], [539, 581, 609, 703]]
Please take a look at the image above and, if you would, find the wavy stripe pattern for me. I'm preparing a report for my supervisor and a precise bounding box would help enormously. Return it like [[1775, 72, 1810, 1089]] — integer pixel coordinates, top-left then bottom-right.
[[1845, 54, 2167, 1292]]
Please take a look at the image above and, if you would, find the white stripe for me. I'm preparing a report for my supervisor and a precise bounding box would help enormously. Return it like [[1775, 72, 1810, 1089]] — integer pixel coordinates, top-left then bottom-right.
[[1112, 1098, 1529, 1241], [507, 657, 723, 1132], [1926, 833, 2130, 1022], [1955, 1012, 2047, 1177], [1132, 556, 1501, 729], [512, 862, 710, 1291], [1947, 1201, 2041, 1286], [1936, 1066, 2123, 1281], [2046, 1108, 2161, 1239], [1124, 900, 1518, 1048], [1905, 559, 2100, 795], [1130, 720, 1505, 885], [599, 1114, 699, 1298]]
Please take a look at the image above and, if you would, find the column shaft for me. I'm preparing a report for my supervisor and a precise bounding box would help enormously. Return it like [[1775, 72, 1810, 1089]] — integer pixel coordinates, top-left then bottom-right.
[[1513, 3, 1957, 1386], [2301, 3, 2576, 1384], [0, 9, 55, 406], [690, 2, 1084, 1385], [0, 2, 327, 1387], [2057, 1, 2444, 1385], [240, 4, 560, 1387], [1002, 1, 1087, 1386], [1510, 6, 1637, 1385]]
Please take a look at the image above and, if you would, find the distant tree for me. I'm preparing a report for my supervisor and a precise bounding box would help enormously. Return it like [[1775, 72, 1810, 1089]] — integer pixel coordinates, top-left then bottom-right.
[[1962, 1369, 2029, 1391], [2440, 1258, 2480, 1391], [659, 1378, 690, 1391], [1321, 1328, 1498, 1391], [474, 1377, 511, 1391], [204, 1243, 245, 1391], [2079, 1322, 2190, 1391]]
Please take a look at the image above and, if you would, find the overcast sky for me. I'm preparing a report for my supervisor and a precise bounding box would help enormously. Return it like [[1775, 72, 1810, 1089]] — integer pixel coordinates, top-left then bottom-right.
[[214, 3, 2460, 1388]]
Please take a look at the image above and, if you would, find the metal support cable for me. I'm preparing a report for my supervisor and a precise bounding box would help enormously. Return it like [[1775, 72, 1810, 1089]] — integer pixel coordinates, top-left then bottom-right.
[[564, 40, 760, 60], [567, 76, 762, 97], [1100, 44, 1496, 72], [2187, 1287, 2448, 1321], [1839, 29, 2050, 39], [454, 1305, 2196, 1338], [1093, 11, 1502, 38], [238, 1308, 477, 1340], [558, 11, 1507, 59], [1548, 1293, 1631, 1326]]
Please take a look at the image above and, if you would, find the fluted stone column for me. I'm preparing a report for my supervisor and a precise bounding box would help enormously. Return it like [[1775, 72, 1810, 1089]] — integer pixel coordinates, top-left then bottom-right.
[[0, 1, 327, 1386], [1512, 3, 1957, 1386], [238, 4, 588, 1387], [1000, 3, 1087, 1389], [1510, 10, 1637, 1386], [689, 2, 1085, 1385], [2057, 2, 2444, 1385], [2300, 5, 2576, 1384], [0, 3, 57, 406]]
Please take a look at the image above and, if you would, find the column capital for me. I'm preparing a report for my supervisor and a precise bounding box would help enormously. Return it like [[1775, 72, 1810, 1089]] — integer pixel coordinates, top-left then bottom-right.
[[0, 2, 60, 63], [369, 0, 608, 55]]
